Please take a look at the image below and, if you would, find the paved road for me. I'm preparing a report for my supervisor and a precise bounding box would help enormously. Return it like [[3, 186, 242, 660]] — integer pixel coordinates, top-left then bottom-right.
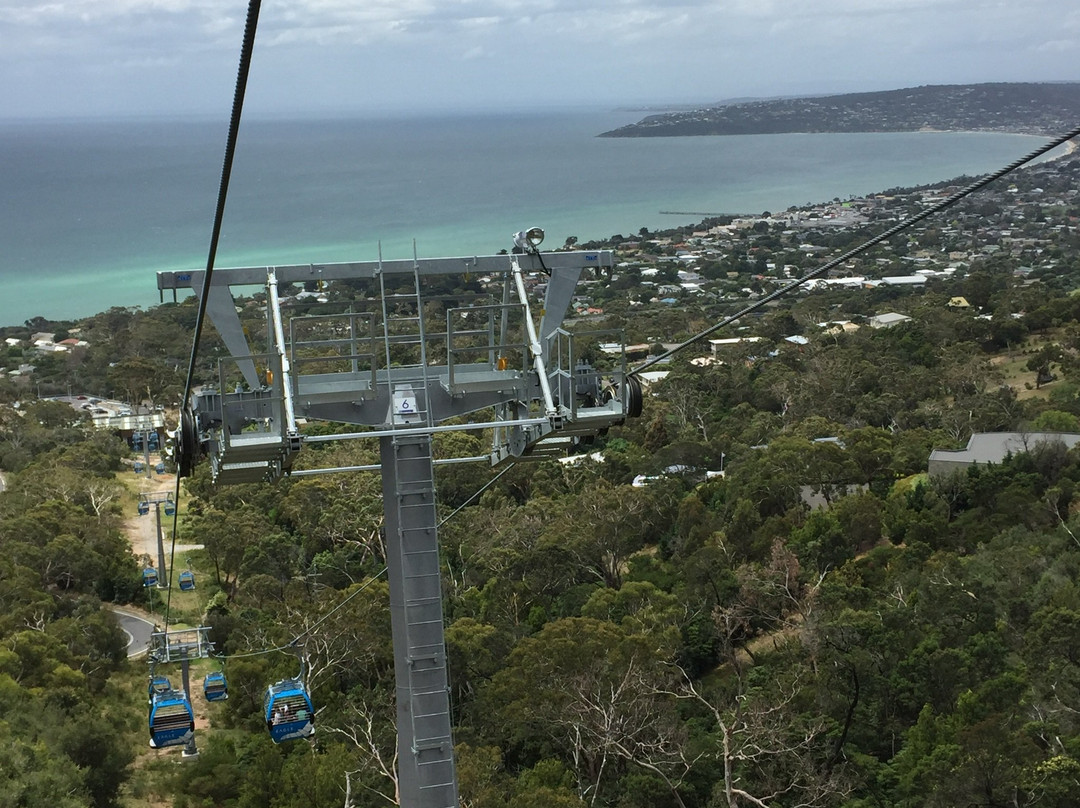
[[108, 606, 156, 659]]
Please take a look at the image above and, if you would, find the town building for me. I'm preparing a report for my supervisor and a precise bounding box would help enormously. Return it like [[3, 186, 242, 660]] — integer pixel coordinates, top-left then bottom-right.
[[928, 432, 1080, 477]]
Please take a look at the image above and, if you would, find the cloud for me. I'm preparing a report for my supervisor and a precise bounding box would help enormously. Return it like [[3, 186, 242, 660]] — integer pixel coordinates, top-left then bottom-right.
[[1036, 38, 1077, 52], [1, 0, 1078, 116], [2, 0, 1073, 53], [459, 44, 487, 60]]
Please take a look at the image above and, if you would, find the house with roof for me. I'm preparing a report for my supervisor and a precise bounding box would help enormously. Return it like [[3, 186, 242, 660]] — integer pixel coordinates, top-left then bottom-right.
[[709, 336, 763, 355], [34, 342, 69, 353], [879, 275, 927, 287], [818, 320, 860, 335], [868, 312, 912, 329], [928, 432, 1080, 477]]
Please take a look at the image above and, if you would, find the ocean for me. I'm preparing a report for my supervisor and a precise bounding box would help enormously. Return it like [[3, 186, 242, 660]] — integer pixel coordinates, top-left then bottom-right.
[[0, 110, 1055, 327]]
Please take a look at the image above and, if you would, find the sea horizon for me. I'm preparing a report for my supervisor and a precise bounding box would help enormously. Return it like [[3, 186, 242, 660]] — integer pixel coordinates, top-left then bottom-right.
[[0, 110, 1058, 328]]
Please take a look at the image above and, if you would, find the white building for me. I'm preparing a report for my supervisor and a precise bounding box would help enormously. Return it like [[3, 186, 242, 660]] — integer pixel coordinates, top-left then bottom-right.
[[868, 313, 913, 329]]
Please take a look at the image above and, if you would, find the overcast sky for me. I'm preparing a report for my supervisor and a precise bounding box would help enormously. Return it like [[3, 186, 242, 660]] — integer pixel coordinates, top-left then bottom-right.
[[1, 0, 1077, 119]]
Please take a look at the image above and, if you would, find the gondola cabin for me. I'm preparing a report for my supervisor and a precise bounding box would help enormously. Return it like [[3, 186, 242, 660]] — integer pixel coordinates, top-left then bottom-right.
[[203, 671, 228, 702], [178, 570, 195, 591], [155, 462, 166, 475], [148, 676, 172, 702], [142, 567, 158, 587], [134, 461, 145, 474], [148, 689, 195, 749], [264, 680, 314, 743], [137, 500, 150, 515], [163, 499, 176, 516]]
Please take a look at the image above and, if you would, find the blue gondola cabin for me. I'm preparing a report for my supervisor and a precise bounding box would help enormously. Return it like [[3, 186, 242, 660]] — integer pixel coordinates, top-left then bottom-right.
[[137, 500, 150, 515], [163, 499, 176, 516], [203, 671, 228, 702], [178, 570, 195, 591], [148, 676, 172, 702], [142, 567, 158, 587], [149, 689, 195, 749], [264, 680, 314, 743]]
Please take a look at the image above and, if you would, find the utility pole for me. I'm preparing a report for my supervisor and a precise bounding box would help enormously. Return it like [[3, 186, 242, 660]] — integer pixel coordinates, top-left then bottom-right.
[[140, 491, 174, 593]]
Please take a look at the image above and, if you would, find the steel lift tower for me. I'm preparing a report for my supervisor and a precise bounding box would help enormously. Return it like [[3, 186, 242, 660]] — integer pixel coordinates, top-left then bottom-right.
[[163, 233, 642, 808]]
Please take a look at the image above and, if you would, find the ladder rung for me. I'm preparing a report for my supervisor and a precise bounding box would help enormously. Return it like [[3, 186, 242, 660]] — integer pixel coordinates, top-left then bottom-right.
[[406, 644, 444, 654], [408, 652, 441, 663], [409, 666, 448, 677], [413, 732, 451, 743], [407, 652, 444, 663], [405, 619, 445, 629], [413, 743, 450, 754], [412, 705, 450, 716]]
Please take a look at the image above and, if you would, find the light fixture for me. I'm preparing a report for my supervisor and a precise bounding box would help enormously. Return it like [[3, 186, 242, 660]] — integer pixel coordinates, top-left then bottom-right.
[[513, 227, 545, 252]]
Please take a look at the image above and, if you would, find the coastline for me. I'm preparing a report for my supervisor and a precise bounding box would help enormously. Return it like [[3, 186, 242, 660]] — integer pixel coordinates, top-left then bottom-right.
[[926, 127, 1078, 161], [0, 124, 1053, 329]]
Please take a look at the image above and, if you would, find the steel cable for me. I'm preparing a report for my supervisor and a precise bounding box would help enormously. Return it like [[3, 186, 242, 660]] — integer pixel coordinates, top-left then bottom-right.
[[164, 0, 263, 631]]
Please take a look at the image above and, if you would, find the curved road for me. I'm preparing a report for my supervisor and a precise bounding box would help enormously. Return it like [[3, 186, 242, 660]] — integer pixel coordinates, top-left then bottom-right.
[[108, 606, 156, 659]]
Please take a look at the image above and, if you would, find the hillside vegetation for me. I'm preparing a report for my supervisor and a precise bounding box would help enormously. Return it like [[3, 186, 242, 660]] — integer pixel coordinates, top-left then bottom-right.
[[600, 82, 1080, 138]]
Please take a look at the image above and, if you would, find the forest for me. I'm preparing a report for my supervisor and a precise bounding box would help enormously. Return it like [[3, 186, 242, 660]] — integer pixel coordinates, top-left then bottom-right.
[[4, 183, 1080, 808]]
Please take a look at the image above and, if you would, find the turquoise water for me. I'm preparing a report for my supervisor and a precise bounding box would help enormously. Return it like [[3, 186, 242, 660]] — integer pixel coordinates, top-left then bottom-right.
[[0, 111, 1051, 326]]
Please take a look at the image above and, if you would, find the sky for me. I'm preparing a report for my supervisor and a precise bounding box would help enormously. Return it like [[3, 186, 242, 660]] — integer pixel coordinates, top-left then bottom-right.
[[0, 0, 1078, 119]]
